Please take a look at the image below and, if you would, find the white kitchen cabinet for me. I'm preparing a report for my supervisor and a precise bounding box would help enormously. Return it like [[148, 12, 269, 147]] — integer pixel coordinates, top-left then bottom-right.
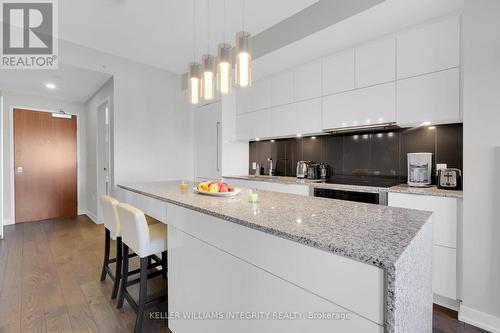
[[355, 37, 396, 88], [236, 109, 272, 141], [271, 98, 321, 137], [397, 16, 460, 79], [322, 49, 355, 95], [388, 192, 458, 248], [168, 223, 383, 333], [293, 61, 322, 102], [433, 245, 457, 300], [271, 70, 294, 106], [194, 102, 222, 180], [225, 178, 310, 196], [388, 192, 461, 302], [397, 68, 460, 126], [236, 87, 252, 114], [251, 78, 272, 111], [322, 82, 396, 130]]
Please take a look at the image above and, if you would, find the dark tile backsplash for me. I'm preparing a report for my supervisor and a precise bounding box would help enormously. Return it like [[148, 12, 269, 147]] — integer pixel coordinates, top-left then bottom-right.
[[249, 124, 463, 184]]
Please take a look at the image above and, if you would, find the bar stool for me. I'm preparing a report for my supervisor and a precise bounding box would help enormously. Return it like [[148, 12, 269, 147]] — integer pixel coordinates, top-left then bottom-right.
[[99, 195, 127, 299], [116, 203, 168, 333]]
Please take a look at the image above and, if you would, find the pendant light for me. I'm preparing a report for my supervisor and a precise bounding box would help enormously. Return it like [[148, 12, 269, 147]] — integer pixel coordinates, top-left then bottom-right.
[[202, 0, 215, 101], [235, 0, 252, 88], [217, 0, 232, 94], [188, 0, 201, 105]]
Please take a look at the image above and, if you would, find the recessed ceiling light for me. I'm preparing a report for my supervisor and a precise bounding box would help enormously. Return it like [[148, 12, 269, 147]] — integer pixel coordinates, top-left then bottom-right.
[[311, 136, 317, 140], [255, 138, 260, 142], [420, 121, 431, 127], [296, 134, 302, 138], [45, 83, 56, 89]]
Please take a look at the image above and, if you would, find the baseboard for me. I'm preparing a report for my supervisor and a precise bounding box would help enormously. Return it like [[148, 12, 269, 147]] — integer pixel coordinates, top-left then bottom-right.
[[3, 218, 13, 226], [83, 210, 101, 224], [459, 305, 500, 333], [434, 294, 460, 311]]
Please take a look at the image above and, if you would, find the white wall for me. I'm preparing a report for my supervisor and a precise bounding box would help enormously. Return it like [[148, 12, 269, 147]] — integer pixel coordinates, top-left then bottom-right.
[[84, 79, 113, 220], [1, 91, 87, 225], [461, 0, 500, 331], [60, 40, 193, 190]]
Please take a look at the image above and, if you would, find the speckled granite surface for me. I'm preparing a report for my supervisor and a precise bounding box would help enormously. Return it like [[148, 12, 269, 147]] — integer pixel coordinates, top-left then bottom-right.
[[118, 181, 433, 333], [225, 175, 463, 198], [118, 181, 431, 270], [387, 184, 463, 198]]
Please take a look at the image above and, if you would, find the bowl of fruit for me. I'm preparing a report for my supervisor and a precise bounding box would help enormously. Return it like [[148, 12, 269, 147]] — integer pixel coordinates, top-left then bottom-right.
[[194, 181, 241, 197]]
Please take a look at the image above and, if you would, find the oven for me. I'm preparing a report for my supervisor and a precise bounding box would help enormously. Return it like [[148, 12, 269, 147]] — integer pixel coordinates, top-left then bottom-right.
[[313, 187, 387, 205]]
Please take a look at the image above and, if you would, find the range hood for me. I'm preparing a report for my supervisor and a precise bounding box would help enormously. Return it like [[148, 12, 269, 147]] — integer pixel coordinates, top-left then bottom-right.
[[322, 122, 400, 134]]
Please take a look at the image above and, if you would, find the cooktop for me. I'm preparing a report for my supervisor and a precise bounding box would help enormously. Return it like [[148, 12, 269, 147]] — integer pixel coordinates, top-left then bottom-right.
[[322, 176, 401, 188]]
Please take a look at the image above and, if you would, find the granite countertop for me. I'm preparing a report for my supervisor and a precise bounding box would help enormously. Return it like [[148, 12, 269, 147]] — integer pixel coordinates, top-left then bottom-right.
[[118, 181, 432, 270], [224, 175, 464, 198], [387, 184, 463, 198]]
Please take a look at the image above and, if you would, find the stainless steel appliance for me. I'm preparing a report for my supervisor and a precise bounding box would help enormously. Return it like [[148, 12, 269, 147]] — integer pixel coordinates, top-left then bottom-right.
[[313, 177, 399, 205], [307, 163, 320, 180], [407, 153, 433, 187], [437, 168, 462, 190], [296, 161, 310, 179], [313, 187, 387, 205], [318, 163, 330, 180]]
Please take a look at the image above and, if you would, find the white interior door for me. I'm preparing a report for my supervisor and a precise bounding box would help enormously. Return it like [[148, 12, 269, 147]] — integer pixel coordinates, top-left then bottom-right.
[[97, 101, 110, 221]]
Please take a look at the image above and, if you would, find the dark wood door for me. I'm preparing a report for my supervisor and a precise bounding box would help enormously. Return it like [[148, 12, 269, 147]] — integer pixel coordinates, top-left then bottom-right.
[[14, 108, 77, 223]]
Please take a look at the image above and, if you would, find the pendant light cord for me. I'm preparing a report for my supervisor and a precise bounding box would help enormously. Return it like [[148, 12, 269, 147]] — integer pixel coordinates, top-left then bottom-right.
[[242, 0, 245, 31], [192, 0, 196, 61], [207, 0, 210, 54], [223, 0, 226, 43]]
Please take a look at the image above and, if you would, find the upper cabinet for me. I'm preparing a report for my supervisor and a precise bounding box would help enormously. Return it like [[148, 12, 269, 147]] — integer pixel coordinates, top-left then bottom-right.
[[397, 16, 460, 79], [236, 109, 272, 141], [194, 102, 222, 180], [322, 49, 355, 95], [397, 68, 460, 126], [271, 98, 322, 137], [252, 78, 272, 111], [322, 82, 396, 130], [270, 71, 294, 107], [355, 37, 396, 88], [293, 61, 322, 102]]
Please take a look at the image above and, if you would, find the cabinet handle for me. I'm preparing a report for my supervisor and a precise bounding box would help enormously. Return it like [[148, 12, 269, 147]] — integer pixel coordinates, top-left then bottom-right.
[[216, 121, 220, 172]]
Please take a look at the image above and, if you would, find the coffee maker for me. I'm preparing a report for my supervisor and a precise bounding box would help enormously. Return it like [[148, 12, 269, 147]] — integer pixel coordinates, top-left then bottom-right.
[[407, 153, 432, 187]]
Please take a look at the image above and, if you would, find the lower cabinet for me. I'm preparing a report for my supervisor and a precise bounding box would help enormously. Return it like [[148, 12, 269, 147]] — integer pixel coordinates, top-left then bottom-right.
[[388, 192, 461, 302], [224, 178, 310, 196], [167, 204, 384, 333]]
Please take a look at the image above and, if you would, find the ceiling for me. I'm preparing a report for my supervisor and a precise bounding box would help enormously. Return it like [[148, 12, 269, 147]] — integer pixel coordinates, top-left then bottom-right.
[[59, 0, 319, 75], [0, 63, 112, 103], [254, 0, 464, 79]]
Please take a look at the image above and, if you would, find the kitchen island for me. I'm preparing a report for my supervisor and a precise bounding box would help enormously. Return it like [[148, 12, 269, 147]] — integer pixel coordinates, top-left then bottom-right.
[[116, 181, 433, 333]]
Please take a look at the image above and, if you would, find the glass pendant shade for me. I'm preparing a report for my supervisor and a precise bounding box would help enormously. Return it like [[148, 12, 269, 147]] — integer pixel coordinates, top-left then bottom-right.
[[188, 62, 202, 105], [217, 43, 232, 94], [235, 31, 252, 88], [202, 54, 216, 100]]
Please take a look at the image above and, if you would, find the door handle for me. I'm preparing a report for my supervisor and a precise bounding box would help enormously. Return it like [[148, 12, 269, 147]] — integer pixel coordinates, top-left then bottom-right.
[[216, 121, 220, 172], [15, 166, 24, 174]]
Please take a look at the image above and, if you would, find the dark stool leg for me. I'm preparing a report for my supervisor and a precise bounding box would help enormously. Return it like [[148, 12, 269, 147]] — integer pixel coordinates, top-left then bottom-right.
[[161, 251, 167, 279], [134, 257, 148, 333], [117, 243, 129, 309], [111, 237, 123, 299], [100, 228, 110, 281]]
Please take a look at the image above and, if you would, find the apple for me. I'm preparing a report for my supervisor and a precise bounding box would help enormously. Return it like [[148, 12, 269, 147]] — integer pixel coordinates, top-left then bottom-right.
[[209, 183, 220, 192], [219, 184, 229, 192], [227, 185, 235, 192]]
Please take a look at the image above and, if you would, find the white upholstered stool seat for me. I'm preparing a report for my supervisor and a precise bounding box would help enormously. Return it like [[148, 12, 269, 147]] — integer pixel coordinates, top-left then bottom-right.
[[116, 202, 168, 333]]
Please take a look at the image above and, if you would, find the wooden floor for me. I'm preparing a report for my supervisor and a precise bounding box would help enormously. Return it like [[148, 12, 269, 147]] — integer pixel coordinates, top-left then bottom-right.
[[0, 216, 490, 333]]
